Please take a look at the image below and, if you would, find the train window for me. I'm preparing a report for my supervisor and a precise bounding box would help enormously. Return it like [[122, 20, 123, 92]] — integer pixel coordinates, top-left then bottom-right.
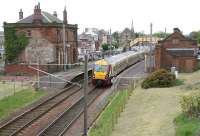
[[94, 65, 108, 72]]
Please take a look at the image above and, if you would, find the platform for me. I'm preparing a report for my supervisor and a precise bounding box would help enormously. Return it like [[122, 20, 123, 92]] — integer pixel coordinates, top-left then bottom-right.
[[39, 63, 93, 89]]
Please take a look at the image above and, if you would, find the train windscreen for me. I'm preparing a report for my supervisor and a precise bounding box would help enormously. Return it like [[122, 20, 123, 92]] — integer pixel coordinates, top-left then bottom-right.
[[94, 64, 108, 72]]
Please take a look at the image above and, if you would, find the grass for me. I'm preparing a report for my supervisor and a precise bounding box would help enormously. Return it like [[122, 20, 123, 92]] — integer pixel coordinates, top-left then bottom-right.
[[174, 114, 200, 136], [0, 89, 46, 119], [173, 79, 184, 86], [89, 90, 129, 136], [0, 81, 32, 100]]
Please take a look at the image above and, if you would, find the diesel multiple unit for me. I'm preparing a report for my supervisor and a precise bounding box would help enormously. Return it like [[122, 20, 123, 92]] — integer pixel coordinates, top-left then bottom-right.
[[92, 50, 145, 86]]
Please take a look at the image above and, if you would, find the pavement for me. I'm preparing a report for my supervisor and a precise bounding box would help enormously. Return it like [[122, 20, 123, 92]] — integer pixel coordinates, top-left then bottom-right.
[[38, 62, 94, 89]]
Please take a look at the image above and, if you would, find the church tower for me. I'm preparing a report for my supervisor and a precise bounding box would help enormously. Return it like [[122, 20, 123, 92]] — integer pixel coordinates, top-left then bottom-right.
[[63, 6, 68, 24], [131, 19, 135, 39]]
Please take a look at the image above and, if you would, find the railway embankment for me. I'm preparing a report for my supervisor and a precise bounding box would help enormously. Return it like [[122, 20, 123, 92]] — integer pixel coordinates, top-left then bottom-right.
[[90, 70, 200, 136], [0, 89, 46, 120]]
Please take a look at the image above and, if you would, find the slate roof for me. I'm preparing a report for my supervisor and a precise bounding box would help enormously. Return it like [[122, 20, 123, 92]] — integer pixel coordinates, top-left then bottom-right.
[[17, 11, 62, 24], [166, 48, 196, 57]]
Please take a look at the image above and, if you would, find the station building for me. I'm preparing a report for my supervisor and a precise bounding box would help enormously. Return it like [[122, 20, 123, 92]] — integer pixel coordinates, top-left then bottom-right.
[[4, 3, 78, 75], [155, 28, 198, 72]]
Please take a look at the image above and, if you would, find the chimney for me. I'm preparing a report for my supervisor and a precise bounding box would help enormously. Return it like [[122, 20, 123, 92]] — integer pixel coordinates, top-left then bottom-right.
[[53, 11, 57, 17], [63, 6, 68, 24], [33, 2, 42, 23], [19, 9, 23, 20], [173, 28, 181, 33]]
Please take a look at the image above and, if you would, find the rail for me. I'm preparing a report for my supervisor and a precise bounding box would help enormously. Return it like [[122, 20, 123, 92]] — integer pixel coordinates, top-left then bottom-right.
[[37, 85, 104, 136], [0, 84, 81, 136]]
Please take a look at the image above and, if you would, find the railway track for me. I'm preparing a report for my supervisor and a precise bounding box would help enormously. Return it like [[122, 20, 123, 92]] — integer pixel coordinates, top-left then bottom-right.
[[0, 83, 83, 136], [37, 86, 103, 136]]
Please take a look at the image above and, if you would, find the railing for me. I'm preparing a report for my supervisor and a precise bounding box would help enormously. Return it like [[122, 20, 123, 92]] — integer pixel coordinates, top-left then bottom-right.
[[88, 77, 143, 136]]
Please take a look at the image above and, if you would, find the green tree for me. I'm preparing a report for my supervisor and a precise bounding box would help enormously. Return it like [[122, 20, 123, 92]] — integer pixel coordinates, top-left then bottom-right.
[[134, 32, 146, 38], [4, 27, 28, 63], [153, 31, 169, 38], [112, 32, 120, 48], [112, 42, 119, 49], [189, 31, 200, 46], [102, 43, 109, 51]]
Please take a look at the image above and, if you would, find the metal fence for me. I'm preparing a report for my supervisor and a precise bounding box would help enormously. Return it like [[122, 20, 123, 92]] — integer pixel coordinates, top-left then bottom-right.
[[89, 77, 145, 136], [0, 80, 33, 100]]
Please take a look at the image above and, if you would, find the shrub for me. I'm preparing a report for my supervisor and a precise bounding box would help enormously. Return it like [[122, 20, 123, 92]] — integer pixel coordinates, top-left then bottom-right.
[[180, 92, 200, 118], [141, 69, 175, 89]]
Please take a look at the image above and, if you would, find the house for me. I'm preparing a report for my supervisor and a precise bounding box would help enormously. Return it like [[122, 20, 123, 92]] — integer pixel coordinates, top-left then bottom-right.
[[155, 28, 198, 72], [4, 3, 78, 75]]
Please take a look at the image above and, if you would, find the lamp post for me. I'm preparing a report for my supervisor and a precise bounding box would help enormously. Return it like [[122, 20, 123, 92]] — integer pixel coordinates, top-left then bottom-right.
[[149, 23, 153, 72], [63, 23, 67, 71], [66, 43, 70, 68]]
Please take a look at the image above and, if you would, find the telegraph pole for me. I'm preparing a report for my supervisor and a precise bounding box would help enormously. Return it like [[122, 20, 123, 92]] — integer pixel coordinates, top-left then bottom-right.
[[149, 23, 153, 72], [63, 23, 67, 71], [83, 54, 88, 136]]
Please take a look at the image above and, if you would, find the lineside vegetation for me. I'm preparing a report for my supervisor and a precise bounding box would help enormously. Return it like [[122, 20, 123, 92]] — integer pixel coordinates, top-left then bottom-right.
[[0, 89, 46, 119]]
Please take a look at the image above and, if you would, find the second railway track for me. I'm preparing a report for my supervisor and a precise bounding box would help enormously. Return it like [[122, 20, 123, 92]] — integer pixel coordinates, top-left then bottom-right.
[[37, 86, 104, 136], [0, 82, 84, 136]]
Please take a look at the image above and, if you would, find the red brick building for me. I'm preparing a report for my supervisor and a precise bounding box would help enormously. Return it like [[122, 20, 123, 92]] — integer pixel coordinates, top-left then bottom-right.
[[155, 28, 198, 72], [4, 3, 78, 75]]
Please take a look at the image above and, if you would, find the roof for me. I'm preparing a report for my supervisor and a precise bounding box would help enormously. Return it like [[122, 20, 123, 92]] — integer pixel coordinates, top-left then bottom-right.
[[95, 59, 109, 65], [158, 29, 196, 44], [105, 51, 141, 65], [166, 48, 196, 57], [17, 11, 62, 24]]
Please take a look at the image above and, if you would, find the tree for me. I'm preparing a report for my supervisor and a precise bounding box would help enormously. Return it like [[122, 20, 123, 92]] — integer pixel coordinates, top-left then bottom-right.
[[102, 43, 109, 51], [112, 32, 120, 48], [112, 42, 119, 49], [4, 27, 28, 63], [189, 31, 200, 46], [153, 31, 169, 38], [134, 32, 146, 38]]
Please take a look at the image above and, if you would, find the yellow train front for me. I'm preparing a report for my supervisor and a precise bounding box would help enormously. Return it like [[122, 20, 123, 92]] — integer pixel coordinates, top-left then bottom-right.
[[92, 50, 146, 87], [92, 59, 112, 86]]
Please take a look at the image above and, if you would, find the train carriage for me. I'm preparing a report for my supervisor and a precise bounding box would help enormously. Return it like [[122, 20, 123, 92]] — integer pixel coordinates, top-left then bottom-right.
[[92, 50, 145, 86]]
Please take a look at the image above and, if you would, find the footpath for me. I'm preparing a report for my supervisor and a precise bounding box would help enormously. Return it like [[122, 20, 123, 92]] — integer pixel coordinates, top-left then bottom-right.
[[110, 71, 200, 136]]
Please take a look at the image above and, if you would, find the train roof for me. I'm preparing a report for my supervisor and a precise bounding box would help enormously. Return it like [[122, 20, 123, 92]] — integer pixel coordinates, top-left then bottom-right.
[[104, 51, 140, 65], [94, 50, 144, 66]]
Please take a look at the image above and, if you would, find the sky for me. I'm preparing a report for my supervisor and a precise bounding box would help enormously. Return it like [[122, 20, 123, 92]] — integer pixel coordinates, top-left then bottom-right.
[[0, 0, 200, 34]]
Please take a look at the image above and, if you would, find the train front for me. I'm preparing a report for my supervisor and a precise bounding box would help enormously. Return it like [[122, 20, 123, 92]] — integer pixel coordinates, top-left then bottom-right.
[[92, 60, 111, 86]]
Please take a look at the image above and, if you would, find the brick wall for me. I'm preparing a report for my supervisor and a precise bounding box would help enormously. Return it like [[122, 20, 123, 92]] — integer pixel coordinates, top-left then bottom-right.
[[155, 29, 197, 72], [5, 64, 63, 76]]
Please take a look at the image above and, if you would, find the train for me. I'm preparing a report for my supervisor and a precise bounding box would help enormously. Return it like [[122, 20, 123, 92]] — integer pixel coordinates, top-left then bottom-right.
[[92, 50, 146, 86]]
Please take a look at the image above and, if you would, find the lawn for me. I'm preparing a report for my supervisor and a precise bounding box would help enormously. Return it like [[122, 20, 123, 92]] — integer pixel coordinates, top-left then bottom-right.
[[0, 89, 46, 119], [0, 81, 32, 100], [109, 70, 200, 136]]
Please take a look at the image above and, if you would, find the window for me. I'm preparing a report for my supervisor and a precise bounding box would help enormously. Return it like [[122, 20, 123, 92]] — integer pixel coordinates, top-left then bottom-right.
[[172, 39, 179, 44], [27, 30, 31, 37], [94, 64, 108, 72]]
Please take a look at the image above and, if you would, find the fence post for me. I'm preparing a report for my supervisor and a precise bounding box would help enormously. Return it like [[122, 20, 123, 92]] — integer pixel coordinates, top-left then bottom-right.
[[13, 80, 16, 95]]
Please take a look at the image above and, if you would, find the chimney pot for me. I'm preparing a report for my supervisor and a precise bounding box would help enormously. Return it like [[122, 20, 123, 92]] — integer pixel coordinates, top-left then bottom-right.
[[53, 11, 57, 17], [173, 28, 181, 33], [33, 3, 42, 23], [19, 9, 23, 20]]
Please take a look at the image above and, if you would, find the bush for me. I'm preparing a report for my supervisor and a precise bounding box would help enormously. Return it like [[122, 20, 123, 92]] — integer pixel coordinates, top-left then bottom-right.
[[180, 92, 200, 118], [141, 69, 175, 89]]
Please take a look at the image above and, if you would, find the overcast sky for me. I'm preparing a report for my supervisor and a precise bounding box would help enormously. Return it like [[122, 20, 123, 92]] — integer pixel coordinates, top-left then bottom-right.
[[0, 0, 200, 34]]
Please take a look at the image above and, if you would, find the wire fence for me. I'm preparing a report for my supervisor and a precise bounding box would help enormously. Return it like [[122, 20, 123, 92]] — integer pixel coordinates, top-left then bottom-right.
[[89, 77, 143, 136], [0, 79, 34, 100]]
